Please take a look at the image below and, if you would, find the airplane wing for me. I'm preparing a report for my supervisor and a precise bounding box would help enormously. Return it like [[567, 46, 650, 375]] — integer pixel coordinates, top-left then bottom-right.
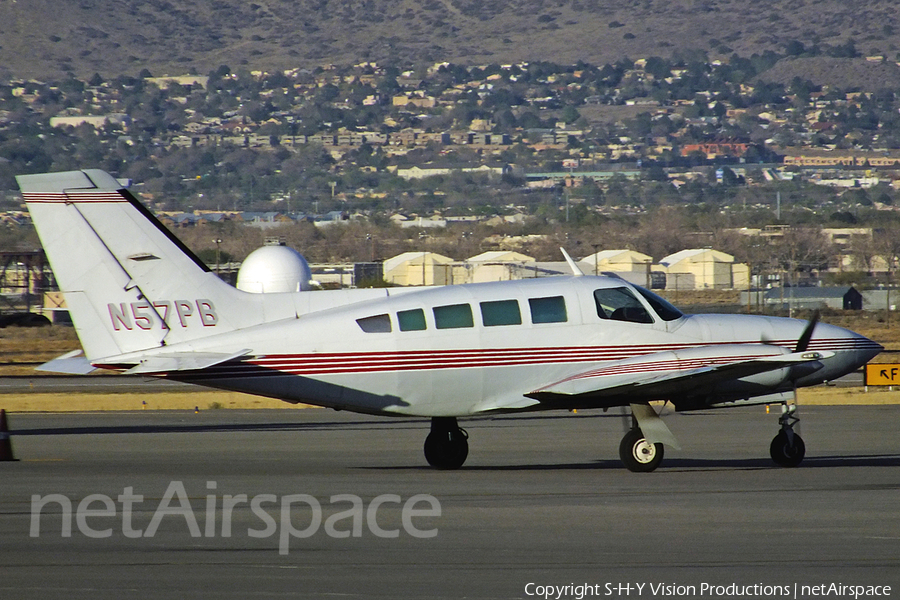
[[526, 344, 833, 404]]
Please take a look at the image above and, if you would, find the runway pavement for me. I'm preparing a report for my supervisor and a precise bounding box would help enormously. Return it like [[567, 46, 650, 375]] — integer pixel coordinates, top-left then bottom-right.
[[1, 407, 899, 599], [0, 374, 198, 393]]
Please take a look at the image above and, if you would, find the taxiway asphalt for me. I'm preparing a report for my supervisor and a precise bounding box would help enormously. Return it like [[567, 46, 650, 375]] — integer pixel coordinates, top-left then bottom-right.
[[1, 407, 899, 599]]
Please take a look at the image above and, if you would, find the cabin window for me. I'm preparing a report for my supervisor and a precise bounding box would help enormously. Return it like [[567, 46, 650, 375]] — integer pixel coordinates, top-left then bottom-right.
[[528, 296, 567, 324], [594, 287, 654, 324], [357, 314, 392, 333], [433, 303, 474, 329], [480, 299, 522, 327], [397, 308, 427, 331]]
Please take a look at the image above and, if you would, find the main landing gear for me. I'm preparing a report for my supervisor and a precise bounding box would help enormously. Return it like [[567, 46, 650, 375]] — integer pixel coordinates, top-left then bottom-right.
[[424, 417, 469, 469], [770, 403, 805, 467], [619, 428, 664, 473], [617, 404, 675, 473]]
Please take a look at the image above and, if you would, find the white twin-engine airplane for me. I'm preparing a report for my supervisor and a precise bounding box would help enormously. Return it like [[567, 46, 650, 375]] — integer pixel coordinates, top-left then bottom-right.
[[17, 169, 883, 471]]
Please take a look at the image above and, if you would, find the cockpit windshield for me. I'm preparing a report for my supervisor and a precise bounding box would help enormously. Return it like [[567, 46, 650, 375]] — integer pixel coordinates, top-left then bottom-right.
[[633, 286, 683, 321]]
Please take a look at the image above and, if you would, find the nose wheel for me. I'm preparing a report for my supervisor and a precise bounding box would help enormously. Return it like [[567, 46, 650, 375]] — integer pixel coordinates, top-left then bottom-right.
[[770, 403, 805, 467]]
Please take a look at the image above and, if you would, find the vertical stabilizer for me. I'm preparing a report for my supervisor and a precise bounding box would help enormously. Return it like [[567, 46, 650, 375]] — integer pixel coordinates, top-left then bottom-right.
[[17, 170, 242, 360]]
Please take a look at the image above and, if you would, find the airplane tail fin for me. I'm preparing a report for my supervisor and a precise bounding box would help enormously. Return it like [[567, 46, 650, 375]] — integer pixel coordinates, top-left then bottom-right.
[[17, 169, 243, 361]]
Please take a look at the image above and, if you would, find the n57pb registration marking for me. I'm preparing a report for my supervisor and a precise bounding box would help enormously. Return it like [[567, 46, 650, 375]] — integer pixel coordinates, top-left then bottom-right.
[[108, 300, 218, 330]]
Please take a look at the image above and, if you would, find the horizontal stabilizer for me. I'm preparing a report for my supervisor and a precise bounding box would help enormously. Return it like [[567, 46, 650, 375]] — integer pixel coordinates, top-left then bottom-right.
[[36, 350, 97, 375], [121, 349, 252, 375]]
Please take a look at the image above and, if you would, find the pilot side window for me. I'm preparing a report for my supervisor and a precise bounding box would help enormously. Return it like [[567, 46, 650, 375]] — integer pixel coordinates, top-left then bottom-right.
[[397, 308, 427, 331], [528, 296, 567, 324], [480, 299, 522, 327], [594, 287, 654, 324], [357, 314, 392, 333], [433, 303, 474, 329]]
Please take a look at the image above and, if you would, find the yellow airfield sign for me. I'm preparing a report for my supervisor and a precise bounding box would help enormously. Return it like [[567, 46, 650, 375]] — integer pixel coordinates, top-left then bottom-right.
[[865, 364, 900, 385]]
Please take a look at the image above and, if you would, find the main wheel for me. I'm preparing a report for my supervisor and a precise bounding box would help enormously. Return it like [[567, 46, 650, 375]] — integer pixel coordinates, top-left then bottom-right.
[[770, 431, 805, 467], [619, 429, 664, 473], [424, 428, 469, 470]]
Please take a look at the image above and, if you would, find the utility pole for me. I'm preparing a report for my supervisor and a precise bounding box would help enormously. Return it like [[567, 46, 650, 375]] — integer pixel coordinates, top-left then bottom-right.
[[747, 259, 752, 313], [887, 265, 892, 329], [213, 238, 223, 276]]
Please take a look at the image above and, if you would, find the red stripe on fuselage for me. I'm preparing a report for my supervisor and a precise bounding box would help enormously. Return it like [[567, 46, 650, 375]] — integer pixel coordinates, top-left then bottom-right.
[[162, 338, 872, 380]]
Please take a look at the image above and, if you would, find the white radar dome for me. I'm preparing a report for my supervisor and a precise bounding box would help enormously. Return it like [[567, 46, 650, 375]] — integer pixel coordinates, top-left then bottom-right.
[[236, 246, 314, 293]]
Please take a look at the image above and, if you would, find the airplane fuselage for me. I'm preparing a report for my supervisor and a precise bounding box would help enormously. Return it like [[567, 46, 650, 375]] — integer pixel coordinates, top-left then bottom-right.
[[104, 276, 881, 418]]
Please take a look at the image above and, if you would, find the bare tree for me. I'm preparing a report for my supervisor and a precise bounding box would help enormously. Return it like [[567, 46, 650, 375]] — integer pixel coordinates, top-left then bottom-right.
[[769, 227, 833, 316], [848, 229, 879, 275], [720, 231, 777, 312], [630, 208, 691, 260], [872, 222, 900, 325], [771, 227, 833, 282]]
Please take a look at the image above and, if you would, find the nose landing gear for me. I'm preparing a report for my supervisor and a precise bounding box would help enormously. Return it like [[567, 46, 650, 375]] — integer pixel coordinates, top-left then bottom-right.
[[770, 403, 805, 467]]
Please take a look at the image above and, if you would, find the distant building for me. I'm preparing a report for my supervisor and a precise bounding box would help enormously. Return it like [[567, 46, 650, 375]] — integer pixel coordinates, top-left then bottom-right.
[[466, 251, 535, 283], [781, 149, 900, 168], [578, 249, 652, 276], [145, 75, 210, 90], [681, 140, 749, 159], [391, 94, 436, 108], [383, 252, 455, 286], [658, 249, 749, 290], [396, 165, 507, 180], [742, 287, 863, 311], [49, 114, 129, 129], [395, 215, 448, 229]]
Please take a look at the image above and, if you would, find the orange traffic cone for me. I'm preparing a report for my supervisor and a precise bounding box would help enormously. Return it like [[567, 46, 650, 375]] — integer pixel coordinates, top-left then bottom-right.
[[0, 409, 15, 461]]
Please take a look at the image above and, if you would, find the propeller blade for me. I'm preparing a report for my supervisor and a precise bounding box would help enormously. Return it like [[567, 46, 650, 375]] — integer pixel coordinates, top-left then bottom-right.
[[795, 310, 820, 353]]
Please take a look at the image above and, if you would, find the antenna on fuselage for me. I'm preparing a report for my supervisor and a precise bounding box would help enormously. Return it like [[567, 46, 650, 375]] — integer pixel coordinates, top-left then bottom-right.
[[560, 248, 585, 277]]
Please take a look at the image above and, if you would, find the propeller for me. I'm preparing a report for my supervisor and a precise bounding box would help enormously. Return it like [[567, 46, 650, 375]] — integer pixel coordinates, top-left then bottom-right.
[[759, 310, 820, 352], [795, 310, 820, 353]]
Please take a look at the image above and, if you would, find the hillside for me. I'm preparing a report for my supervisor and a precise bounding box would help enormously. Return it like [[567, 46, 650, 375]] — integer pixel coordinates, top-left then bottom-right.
[[757, 56, 900, 90], [1, 0, 900, 81]]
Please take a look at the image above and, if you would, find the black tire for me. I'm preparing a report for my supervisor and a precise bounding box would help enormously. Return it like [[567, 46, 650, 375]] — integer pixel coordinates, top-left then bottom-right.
[[424, 428, 469, 470], [619, 428, 664, 473], [770, 431, 805, 467]]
